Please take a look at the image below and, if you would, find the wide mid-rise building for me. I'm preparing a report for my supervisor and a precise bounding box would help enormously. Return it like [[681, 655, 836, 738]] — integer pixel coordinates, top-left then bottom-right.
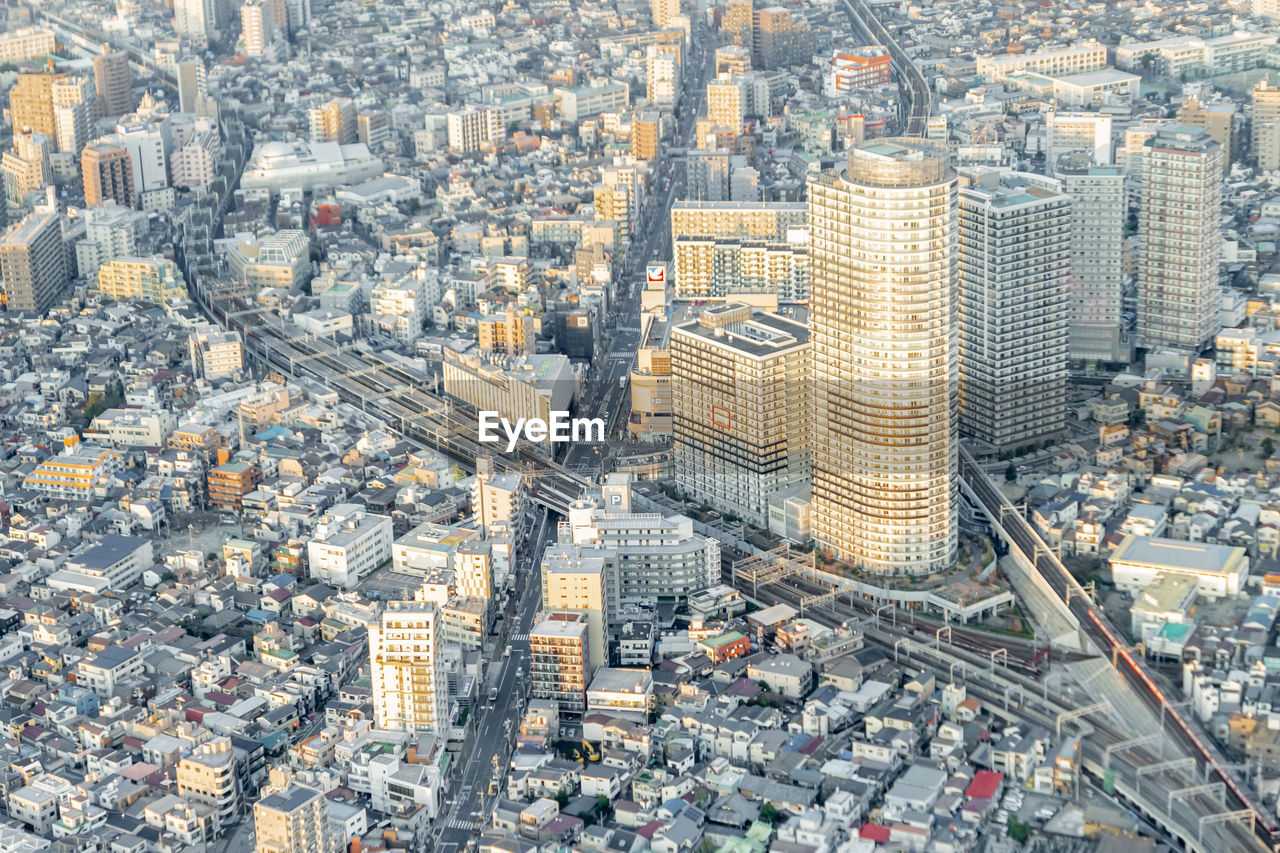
[[672, 303, 810, 527], [95, 257, 188, 307]]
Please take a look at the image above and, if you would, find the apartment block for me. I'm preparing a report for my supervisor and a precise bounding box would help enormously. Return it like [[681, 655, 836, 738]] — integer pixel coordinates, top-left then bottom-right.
[[958, 169, 1071, 453], [671, 303, 810, 526]]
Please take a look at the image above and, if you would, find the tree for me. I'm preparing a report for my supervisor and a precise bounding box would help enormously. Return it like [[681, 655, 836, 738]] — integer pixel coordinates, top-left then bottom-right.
[[555, 789, 569, 808], [759, 802, 779, 825], [1007, 815, 1029, 843], [1263, 437, 1275, 458], [1005, 463, 1017, 483], [596, 794, 611, 814]]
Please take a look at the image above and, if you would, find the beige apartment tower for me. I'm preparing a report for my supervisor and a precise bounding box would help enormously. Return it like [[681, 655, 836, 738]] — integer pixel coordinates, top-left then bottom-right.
[[671, 303, 810, 527], [807, 138, 958, 575], [0, 205, 68, 314], [369, 595, 449, 734]]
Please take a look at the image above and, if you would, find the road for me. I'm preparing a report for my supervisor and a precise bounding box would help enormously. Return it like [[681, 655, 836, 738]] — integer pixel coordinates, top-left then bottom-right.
[[562, 26, 713, 473], [433, 508, 556, 853]]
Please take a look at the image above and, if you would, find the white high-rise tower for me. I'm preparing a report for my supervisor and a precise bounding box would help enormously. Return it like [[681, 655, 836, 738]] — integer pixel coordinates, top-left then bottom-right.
[[808, 138, 958, 575]]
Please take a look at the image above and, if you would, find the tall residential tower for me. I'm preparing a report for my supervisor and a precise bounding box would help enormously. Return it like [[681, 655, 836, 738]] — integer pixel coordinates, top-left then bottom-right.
[[807, 139, 958, 575]]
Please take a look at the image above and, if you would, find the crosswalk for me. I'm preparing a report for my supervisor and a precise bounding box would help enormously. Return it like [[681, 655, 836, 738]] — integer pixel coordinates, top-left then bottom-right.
[[445, 818, 479, 831], [510, 633, 528, 642], [608, 351, 633, 359]]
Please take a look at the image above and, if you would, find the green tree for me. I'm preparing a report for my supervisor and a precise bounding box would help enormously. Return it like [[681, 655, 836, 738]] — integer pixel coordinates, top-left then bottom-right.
[[1008, 815, 1029, 843], [760, 802, 779, 825], [1005, 463, 1017, 483], [555, 789, 569, 808], [596, 794, 611, 813], [1263, 437, 1275, 458]]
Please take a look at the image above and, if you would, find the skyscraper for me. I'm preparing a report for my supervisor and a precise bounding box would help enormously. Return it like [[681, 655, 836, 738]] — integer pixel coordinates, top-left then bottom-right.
[[957, 168, 1071, 453], [93, 50, 133, 117], [0, 202, 68, 314], [1138, 125, 1223, 351], [369, 594, 449, 734], [671, 303, 811, 527], [82, 142, 136, 208], [1056, 153, 1127, 364], [808, 138, 958, 575]]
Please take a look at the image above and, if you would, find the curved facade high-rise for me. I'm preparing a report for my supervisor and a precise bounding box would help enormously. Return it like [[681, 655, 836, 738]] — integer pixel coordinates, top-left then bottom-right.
[[808, 138, 958, 575]]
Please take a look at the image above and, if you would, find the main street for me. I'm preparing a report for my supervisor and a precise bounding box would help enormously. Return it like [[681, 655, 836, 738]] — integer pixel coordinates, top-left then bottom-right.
[[433, 508, 556, 853], [431, 27, 714, 851]]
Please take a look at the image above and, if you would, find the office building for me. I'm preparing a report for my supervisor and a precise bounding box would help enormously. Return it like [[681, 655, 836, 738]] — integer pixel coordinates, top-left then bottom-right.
[[1045, 112, 1112, 165], [8, 73, 60, 142], [957, 169, 1071, 453], [443, 351, 576, 427], [94, 51, 133, 117], [356, 111, 389, 151], [541, 544, 609, 668], [630, 346, 672, 440], [306, 503, 393, 589], [96, 257, 187, 307], [1138, 126, 1223, 351], [369, 594, 449, 734], [808, 138, 958, 575], [671, 304, 810, 526], [177, 737, 240, 830], [1056, 154, 1127, 364], [554, 79, 630, 122], [82, 143, 136, 208], [0, 203, 68, 314], [530, 611, 592, 720], [1253, 80, 1280, 172], [254, 785, 335, 853]]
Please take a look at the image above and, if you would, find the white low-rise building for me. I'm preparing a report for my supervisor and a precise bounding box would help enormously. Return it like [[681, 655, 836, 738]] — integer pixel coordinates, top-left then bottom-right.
[[307, 504, 393, 588]]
